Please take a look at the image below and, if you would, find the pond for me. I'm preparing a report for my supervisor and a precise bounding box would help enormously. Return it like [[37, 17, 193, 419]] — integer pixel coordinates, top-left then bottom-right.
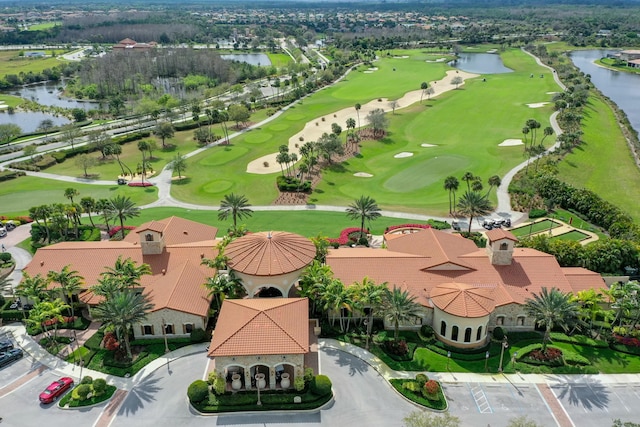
[[449, 53, 513, 74], [221, 53, 271, 67], [5, 81, 98, 111], [0, 110, 70, 133], [569, 49, 640, 137]]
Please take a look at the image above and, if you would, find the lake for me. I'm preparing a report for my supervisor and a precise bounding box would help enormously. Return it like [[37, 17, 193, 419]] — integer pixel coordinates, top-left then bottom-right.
[[221, 53, 271, 67], [449, 53, 513, 74], [569, 50, 640, 137]]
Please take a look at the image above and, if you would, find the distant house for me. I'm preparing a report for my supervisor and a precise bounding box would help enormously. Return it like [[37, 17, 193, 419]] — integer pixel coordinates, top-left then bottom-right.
[[23, 216, 218, 339], [24, 51, 46, 58], [112, 38, 157, 51]]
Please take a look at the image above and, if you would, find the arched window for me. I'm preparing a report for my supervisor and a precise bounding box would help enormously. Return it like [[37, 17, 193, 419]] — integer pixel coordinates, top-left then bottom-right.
[[517, 316, 526, 326], [440, 320, 447, 337], [464, 327, 472, 343], [476, 325, 483, 341], [145, 233, 154, 241], [451, 326, 459, 341], [500, 242, 508, 251]]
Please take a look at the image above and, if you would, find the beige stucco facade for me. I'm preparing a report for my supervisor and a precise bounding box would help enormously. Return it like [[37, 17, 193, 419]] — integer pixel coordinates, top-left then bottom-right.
[[134, 308, 207, 339], [211, 353, 304, 390], [433, 306, 490, 349], [490, 303, 534, 331], [234, 268, 307, 297]]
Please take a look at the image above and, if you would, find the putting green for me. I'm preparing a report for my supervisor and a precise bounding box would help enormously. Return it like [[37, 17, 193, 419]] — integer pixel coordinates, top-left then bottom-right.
[[198, 146, 249, 166], [202, 180, 233, 194], [383, 155, 470, 192], [285, 113, 305, 122], [267, 123, 291, 132], [243, 133, 272, 144]]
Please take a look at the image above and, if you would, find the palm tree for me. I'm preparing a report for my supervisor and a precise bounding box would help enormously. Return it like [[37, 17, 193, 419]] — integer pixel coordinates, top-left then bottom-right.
[[299, 260, 334, 316], [92, 291, 154, 360], [218, 193, 253, 232], [382, 285, 422, 341], [457, 191, 494, 233], [420, 81, 428, 103], [91, 276, 122, 299], [0, 275, 13, 296], [524, 287, 580, 352], [204, 271, 244, 310], [108, 195, 140, 239], [541, 126, 554, 147], [345, 117, 356, 145], [64, 188, 80, 205], [444, 176, 459, 215], [354, 103, 361, 130], [47, 265, 83, 320], [485, 175, 502, 199], [27, 299, 69, 347], [96, 199, 112, 234], [571, 289, 607, 333], [168, 152, 188, 179], [346, 195, 381, 241], [102, 256, 151, 290], [353, 278, 387, 349], [80, 197, 97, 227], [461, 171, 476, 192], [319, 279, 351, 332], [137, 140, 149, 183], [16, 272, 50, 305]]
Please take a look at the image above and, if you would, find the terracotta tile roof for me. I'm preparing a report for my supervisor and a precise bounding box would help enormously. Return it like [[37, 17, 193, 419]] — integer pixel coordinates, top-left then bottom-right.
[[327, 229, 605, 311], [23, 217, 218, 316], [124, 216, 218, 245], [208, 298, 309, 357], [226, 231, 315, 276], [485, 228, 518, 242], [429, 282, 495, 317]]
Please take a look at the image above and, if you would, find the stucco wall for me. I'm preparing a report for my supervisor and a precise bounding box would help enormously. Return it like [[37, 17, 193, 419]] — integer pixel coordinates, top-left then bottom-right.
[[433, 306, 489, 348], [133, 308, 206, 339], [211, 353, 304, 390], [489, 303, 534, 331], [234, 268, 305, 297]]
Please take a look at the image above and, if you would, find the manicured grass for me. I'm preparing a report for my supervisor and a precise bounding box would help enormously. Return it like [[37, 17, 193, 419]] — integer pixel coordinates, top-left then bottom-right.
[[0, 50, 68, 77], [0, 176, 158, 217], [0, 94, 24, 108], [510, 219, 561, 237], [549, 208, 608, 240], [550, 230, 590, 242], [26, 22, 62, 31], [266, 53, 292, 68], [597, 58, 640, 75], [129, 207, 439, 237], [58, 384, 117, 408], [556, 94, 640, 223]]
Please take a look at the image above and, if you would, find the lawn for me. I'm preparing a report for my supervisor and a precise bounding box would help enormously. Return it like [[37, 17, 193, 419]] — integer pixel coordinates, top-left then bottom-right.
[[510, 219, 561, 237], [0, 50, 69, 77], [128, 207, 438, 237], [550, 230, 590, 242], [549, 208, 608, 240], [556, 94, 640, 223], [0, 176, 158, 217], [172, 48, 559, 212], [0, 94, 24, 108], [266, 53, 292, 68], [26, 22, 61, 31]]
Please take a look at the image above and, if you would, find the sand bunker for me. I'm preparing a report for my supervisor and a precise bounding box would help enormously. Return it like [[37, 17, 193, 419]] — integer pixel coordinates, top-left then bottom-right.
[[426, 58, 447, 63], [499, 139, 524, 147], [421, 143, 437, 148], [546, 92, 558, 95], [527, 102, 549, 108], [363, 71, 374, 74], [364, 67, 378, 74], [487, 49, 497, 54], [394, 152, 414, 158], [393, 56, 409, 59], [354, 172, 373, 178]]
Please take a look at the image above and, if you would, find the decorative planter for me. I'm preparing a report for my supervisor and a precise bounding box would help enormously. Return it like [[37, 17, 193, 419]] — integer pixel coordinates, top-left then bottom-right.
[[280, 373, 290, 390], [255, 373, 266, 389], [231, 374, 242, 390]]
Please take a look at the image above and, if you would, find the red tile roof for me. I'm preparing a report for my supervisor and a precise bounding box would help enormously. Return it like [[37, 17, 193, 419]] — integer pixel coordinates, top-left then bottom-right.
[[327, 229, 605, 313], [485, 228, 518, 242], [225, 231, 316, 276], [125, 216, 218, 245], [208, 298, 309, 357], [430, 282, 495, 317]]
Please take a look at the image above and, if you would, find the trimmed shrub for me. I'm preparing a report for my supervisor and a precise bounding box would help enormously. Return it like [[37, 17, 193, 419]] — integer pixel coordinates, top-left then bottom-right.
[[0, 252, 12, 263], [420, 324, 434, 339], [415, 373, 428, 385], [310, 375, 332, 397], [187, 380, 209, 404], [76, 384, 91, 401], [385, 339, 409, 356], [492, 326, 505, 341], [529, 209, 548, 219], [294, 376, 305, 392], [0, 170, 25, 182], [81, 376, 93, 385], [190, 327, 207, 343], [402, 380, 422, 392], [422, 380, 440, 400], [213, 374, 226, 395], [92, 378, 107, 395]]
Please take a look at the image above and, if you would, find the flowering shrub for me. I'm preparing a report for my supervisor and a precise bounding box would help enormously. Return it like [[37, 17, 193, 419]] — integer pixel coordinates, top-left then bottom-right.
[[423, 380, 440, 400], [0, 215, 32, 223], [328, 227, 368, 246], [529, 347, 563, 362], [108, 226, 136, 237], [103, 332, 120, 351], [42, 316, 75, 327], [386, 223, 432, 233], [127, 181, 154, 187], [385, 339, 409, 356]]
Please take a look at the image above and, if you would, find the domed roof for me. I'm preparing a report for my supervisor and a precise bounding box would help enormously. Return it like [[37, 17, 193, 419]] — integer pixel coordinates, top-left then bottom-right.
[[225, 231, 316, 276], [430, 282, 495, 318]]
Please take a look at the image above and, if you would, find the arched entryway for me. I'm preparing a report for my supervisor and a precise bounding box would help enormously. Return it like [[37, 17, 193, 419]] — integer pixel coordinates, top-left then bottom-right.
[[254, 287, 283, 298]]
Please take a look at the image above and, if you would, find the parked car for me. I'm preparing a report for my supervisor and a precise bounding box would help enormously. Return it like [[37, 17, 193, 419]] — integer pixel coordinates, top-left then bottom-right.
[[117, 178, 128, 185], [504, 218, 512, 228], [0, 348, 23, 367], [0, 340, 13, 353], [0, 227, 6, 237], [9, 300, 21, 310], [451, 220, 461, 231], [4, 221, 16, 231], [39, 377, 74, 404]]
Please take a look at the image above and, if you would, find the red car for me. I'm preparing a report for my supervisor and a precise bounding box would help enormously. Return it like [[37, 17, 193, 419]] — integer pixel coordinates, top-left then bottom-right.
[[39, 377, 74, 404]]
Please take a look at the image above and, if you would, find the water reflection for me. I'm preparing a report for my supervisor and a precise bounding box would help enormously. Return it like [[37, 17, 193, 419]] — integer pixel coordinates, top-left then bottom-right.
[[449, 53, 513, 74], [221, 53, 272, 66]]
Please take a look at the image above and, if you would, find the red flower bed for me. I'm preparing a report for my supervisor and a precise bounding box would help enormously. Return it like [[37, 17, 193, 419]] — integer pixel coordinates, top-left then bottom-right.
[[109, 225, 137, 237], [423, 380, 440, 399], [128, 181, 154, 187], [614, 334, 640, 347], [328, 227, 368, 245], [386, 223, 432, 233], [42, 316, 76, 327], [529, 347, 563, 362]]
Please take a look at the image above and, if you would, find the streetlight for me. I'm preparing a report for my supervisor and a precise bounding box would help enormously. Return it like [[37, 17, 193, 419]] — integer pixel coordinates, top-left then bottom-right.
[[161, 318, 169, 353], [256, 373, 263, 406], [512, 351, 518, 372], [446, 351, 451, 371], [498, 336, 509, 373], [485, 351, 490, 372]]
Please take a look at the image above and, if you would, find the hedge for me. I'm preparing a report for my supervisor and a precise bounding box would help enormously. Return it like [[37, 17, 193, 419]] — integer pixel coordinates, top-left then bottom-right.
[[529, 208, 548, 219], [188, 380, 209, 404], [310, 375, 332, 397], [0, 170, 25, 181], [549, 332, 608, 348], [276, 175, 311, 192]]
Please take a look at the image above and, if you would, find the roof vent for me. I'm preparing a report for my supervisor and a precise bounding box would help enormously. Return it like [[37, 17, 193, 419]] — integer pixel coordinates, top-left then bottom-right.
[[200, 253, 205, 259], [40, 261, 44, 266], [183, 230, 188, 235], [162, 269, 166, 275], [268, 231, 272, 239]]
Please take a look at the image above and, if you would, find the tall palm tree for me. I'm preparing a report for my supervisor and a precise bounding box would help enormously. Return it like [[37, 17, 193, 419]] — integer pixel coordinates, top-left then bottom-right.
[[485, 175, 502, 199], [354, 103, 361, 130], [218, 193, 253, 232], [64, 187, 80, 205], [91, 276, 122, 299], [47, 265, 83, 320], [108, 195, 140, 239], [382, 285, 422, 342], [92, 291, 154, 360], [457, 191, 494, 233], [299, 260, 334, 316], [524, 287, 580, 352], [541, 126, 554, 147], [102, 256, 151, 290], [27, 299, 69, 347], [571, 289, 607, 333], [353, 277, 387, 349], [444, 176, 459, 215], [461, 171, 476, 192], [204, 271, 244, 310], [320, 279, 351, 332], [16, 272, 50, 305], [346, 195, 381, 241], [96, 199, 112, 233], [80, 197, 97, 227]]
